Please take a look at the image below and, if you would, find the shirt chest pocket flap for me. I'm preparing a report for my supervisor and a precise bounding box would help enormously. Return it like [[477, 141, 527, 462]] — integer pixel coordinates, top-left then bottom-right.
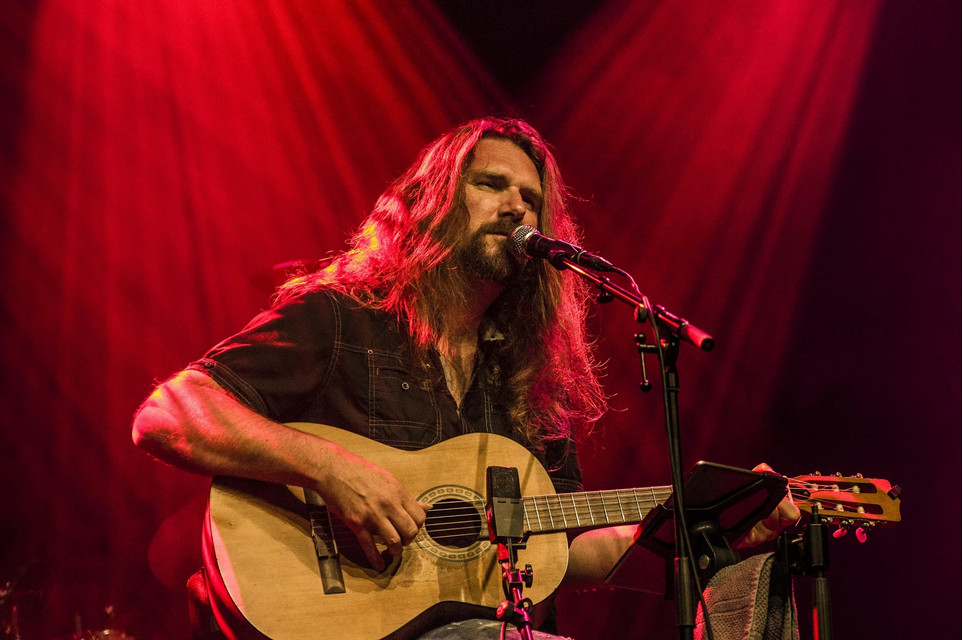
[[366, 351, 441, 445]]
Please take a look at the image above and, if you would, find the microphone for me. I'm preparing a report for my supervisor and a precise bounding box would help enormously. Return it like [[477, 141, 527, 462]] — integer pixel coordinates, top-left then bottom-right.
[[486, 466, 525, 543], [509, 225, 615, 272]]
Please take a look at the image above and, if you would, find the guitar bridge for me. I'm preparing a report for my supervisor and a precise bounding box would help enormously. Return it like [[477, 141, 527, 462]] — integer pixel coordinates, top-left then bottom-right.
[[304, 489, 346, 594]]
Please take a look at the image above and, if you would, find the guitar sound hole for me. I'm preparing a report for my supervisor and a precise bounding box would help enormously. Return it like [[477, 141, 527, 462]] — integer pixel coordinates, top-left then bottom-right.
[[424, 498, 482, 548]]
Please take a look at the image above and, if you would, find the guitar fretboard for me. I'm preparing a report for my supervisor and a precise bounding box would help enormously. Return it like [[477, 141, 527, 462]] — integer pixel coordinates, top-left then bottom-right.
[[522, 486, 673, 533]]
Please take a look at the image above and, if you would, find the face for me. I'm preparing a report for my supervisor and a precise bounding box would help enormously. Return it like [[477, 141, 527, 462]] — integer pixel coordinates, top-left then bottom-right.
[[452, 138, 542, 283]]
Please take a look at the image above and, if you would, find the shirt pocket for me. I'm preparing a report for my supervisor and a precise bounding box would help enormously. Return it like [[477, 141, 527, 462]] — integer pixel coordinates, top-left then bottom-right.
[[367, 351, 442, 448]]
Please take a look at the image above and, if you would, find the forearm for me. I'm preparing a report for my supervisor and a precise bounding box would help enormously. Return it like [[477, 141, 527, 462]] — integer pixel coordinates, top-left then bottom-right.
[[132, 368, 334, 492], [561, 484, 802, 592], [132, 368, 430, 569], [561, 525, 637, 591]]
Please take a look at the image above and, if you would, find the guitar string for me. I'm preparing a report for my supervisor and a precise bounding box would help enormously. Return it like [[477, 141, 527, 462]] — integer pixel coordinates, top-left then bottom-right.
[[315, 494, 674, 540], [316, 498, 670, 536], [417, 493, 674, 513], [787, 479, 874, 493], [318, 510, 885, 552], [315, 483, 874, 525], [321, 486, 876, 533], [422, 494, 673, 520], [790, 483, 894, 522], [787, 481, 883, 501], [312, 482, 886, 544], [317, 494, 680, 541], [417, 493, 884, 536]]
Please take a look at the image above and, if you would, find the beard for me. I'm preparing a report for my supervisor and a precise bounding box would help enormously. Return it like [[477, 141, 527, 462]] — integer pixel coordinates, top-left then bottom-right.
[[450, 224, 526, 285]]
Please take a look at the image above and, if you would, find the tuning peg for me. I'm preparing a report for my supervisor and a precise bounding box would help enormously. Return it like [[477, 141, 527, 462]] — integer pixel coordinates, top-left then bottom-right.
[[855, 527, 868, 543], [832, 526, 848, 539]]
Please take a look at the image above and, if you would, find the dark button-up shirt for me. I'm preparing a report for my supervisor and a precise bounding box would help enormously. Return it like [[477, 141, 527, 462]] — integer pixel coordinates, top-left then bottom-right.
[[190, 289, 582, 493]]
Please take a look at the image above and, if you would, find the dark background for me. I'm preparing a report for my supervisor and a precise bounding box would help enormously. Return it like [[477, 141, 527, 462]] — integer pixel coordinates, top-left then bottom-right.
[[1, 1, 958, 638]]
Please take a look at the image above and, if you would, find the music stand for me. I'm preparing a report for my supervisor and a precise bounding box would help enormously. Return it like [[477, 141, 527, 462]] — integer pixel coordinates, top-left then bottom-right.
[[606, 462, 788, 592]]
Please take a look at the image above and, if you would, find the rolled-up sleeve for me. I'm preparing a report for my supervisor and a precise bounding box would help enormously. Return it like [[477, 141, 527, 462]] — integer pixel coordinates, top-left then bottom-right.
[[187, 291, 338, 421]]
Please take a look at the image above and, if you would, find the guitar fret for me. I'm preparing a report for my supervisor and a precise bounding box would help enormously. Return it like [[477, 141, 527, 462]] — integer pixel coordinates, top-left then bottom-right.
[[632, 489, 644, 520], [570, 494, 581, 527], [599, 490, 610, 524], [510, 485, 682, 535], [555, 496, 568, 529]]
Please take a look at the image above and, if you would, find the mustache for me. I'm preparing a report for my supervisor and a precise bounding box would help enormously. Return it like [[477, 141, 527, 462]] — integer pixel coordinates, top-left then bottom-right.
[[475, 220, 523, 236]]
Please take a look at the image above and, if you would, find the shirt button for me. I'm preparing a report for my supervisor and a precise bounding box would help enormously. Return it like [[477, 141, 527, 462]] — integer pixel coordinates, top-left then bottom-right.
[[401, 382, 410, 390]]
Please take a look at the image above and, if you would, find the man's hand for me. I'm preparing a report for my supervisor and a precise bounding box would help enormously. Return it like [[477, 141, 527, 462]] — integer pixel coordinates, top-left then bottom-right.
[[734, 463, 801, 549], [316, 444, 431, 571]]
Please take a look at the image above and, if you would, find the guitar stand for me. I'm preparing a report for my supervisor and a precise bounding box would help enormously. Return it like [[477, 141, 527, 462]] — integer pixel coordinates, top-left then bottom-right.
[[777, 506, 833, 640], [494, 538, 535, 640]]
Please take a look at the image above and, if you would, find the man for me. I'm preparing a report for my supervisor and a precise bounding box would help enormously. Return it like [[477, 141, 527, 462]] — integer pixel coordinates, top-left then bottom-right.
[[133, 117, 797, 639]]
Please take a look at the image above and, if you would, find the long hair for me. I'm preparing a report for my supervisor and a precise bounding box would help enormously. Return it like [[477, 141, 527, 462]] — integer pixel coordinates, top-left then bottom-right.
[[281, 117, 605, 446]]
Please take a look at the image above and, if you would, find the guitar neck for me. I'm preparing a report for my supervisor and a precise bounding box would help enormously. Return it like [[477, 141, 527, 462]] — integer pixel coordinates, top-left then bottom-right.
[[521, 472, 904, 536], [523, 486, 673, 534]]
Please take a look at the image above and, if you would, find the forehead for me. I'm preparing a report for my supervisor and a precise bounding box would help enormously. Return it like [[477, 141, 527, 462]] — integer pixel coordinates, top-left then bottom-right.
[[466, 138, 542, 190]]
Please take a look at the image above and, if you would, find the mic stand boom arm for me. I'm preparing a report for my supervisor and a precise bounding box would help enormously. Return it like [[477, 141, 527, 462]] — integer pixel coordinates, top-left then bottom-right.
[[551, 257, 714, 352], [552, 256, 713, 640]]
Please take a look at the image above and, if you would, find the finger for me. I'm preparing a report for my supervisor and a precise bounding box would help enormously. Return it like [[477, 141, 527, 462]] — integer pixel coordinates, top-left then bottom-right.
[[755, 501, 800, 540], [388, 507, 423, 547], [374, 516, 405, 557], [734, 526, 760, 549], [354, 528, 385, 572], [405, 500, 432, 527], [776, 498, 802, 526]]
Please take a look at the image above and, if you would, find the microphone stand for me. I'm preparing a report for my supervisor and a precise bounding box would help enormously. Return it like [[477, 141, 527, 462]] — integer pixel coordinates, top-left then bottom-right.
[[550, 256, 714, 640], [486, 466, 535, 640], [494, 541, 535, 640], [777, 505, 833, 640]]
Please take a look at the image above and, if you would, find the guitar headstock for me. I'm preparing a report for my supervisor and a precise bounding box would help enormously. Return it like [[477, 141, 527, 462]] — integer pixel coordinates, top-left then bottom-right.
[[789, 474, 902, 538]]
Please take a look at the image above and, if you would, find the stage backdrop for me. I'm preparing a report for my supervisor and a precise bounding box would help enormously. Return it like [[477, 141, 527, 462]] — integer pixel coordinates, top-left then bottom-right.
[[1, 1, 957, 638]]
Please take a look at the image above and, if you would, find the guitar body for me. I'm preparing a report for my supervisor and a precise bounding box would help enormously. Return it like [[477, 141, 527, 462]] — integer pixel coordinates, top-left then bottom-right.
[[205, 423, 568, 640]]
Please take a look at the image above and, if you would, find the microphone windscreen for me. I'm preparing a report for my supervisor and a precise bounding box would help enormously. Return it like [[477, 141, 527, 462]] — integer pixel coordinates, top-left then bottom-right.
[[509, 225, 537, 259]]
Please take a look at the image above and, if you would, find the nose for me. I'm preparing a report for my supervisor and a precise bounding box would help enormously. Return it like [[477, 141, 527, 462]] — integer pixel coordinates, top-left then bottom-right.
[[500, 188, 528, 221]]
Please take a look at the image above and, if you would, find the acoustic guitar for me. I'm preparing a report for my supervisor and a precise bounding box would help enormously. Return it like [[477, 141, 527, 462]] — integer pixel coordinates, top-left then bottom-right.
[[204, 422, 901, 640]]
